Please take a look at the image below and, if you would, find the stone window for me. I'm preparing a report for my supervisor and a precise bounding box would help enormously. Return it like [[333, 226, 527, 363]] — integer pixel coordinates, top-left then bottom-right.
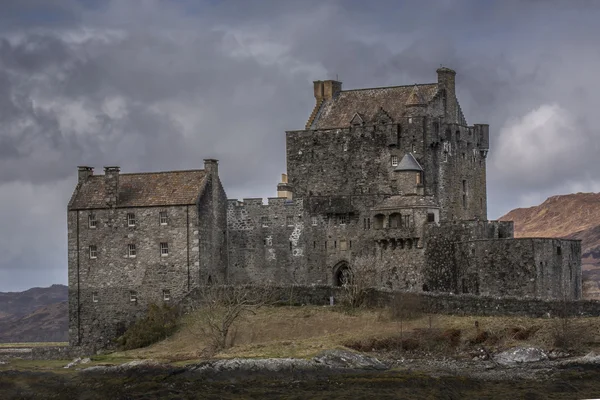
[[92, 292, 98, 303], [88, 213, 97, 228], [311, 216, 318, 226], [427, 213, 435, 223], [286, 216, 294, 226], [340, 240, 348, 251], [163, 289, 171, 301], [261, 216, 269, 227], [403, 215, 410, 227], [160, 242, 169, 256], [128, 244, 136, 258], [339, 214, 348, 225], [456, 130, 461, 141], [343, 141, 348, 152], [408, 117, 413, 124], [127, 213, 136, 227], [389, 213, 401, 228], [412, 143, 416, 153], [159, 211, 168, 225], [374, 214, 385, 229], [443, 152, 448, 162], [391, 156, 399, 167], [89, 245, 97, 259], [130, 291, 137, 302], [557, 246, 562, 256], [416, 172, 422, 185]]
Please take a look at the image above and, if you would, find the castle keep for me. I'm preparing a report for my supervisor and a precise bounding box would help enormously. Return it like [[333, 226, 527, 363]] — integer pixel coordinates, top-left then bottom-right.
[[68, 67, 582, 348]]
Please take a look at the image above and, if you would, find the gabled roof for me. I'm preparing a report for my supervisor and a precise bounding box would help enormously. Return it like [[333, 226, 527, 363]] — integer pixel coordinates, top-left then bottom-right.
[[394, 153, 423, 172], [312, 83, 438, 129], [68, 170, 207, 210]]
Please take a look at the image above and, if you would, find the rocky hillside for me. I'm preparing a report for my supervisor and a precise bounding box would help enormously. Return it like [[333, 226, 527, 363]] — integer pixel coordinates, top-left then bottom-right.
[[0, 285, 68, 343], [498, 193, 600, 298]]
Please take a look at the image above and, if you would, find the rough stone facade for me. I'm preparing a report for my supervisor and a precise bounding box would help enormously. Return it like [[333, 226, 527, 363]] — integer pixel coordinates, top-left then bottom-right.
[[67, 160, 227, 348], [67, 67, 582, 349]]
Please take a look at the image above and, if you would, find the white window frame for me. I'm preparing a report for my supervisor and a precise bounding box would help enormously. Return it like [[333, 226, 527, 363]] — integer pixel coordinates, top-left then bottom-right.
[[128, 244, 136, 258], [88, 213, 97, 229], [163, 289, 171, 301], [160, 242, 169, 256], [159, 211, 168, 225], [286, 216, 294, 227], [261, 216, 269, 228], [92, 292, 99, 303], [130, 291, 137, 302], [127, 213, 136, 227], [391, 155, 399, 167], [89, 245, 97, 259], [311, 216, 318, 226]]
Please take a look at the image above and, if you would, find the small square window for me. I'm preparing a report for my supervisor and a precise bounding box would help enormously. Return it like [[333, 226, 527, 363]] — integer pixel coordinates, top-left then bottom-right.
[[127, 213, 136, 227], [128, 244, 136, 258], [163, 289, 171, 301], [427, 213, 435, 223], [286, 216, 294, 227], [391, 155, 399, 166], [88, 213, 97, 228], [160, 242, 169, 256], [89, 245, 97, 259], [92, 292, 98, 303], [261, 216, 269, 227], [130, 291, 137, 302], [159, 211, 168, 225], [311, 216, 318, 226], [339, 214, 348, 225]]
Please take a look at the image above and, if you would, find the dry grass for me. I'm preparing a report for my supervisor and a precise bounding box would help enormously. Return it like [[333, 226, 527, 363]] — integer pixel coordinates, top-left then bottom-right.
[[117, 306, 600, 362]]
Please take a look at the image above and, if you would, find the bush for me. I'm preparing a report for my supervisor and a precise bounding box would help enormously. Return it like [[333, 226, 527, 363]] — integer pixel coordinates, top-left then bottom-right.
[[116, 303, 180, 350]]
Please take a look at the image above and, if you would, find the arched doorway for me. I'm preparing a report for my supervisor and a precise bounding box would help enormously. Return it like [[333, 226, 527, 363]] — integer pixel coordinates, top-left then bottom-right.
[[333, 261, 352, 286]]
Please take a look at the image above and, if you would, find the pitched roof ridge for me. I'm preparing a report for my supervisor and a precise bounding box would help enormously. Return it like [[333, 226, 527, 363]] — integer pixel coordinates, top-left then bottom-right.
[[341, 82, 437, 93], [119, 169, 205, 176]]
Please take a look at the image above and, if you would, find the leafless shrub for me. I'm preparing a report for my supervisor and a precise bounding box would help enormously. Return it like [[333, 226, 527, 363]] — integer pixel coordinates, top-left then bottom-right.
[[339, 255, 379, 308], [189, 280, 276, 352]]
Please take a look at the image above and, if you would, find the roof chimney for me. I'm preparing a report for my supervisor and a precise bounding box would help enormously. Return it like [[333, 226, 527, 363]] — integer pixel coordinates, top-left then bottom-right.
[[77, 166, 94, 183], [103, 166, 120, 207], [436, 67, 457, 123], [204, 159, 219, 178]]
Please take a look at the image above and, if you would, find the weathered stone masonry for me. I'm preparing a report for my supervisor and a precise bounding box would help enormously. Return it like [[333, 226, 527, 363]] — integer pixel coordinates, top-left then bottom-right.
[[68, 67, 583, 349]]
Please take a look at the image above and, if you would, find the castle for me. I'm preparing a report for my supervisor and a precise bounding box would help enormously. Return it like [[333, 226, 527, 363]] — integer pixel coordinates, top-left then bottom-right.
[[67, 67, 582, 348]]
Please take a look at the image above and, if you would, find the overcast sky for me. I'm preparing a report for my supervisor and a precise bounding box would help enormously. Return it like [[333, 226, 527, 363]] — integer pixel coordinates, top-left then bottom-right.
[[1, 0, 599, 291]]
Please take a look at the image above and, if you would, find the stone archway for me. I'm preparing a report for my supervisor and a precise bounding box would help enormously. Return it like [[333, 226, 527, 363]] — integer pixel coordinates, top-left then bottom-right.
[[333, 261, 352, 286]]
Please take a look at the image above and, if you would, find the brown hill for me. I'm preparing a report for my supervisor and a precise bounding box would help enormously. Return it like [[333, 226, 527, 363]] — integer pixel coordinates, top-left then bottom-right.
[[0, 301, 68, 343], [0, 285, 68, 343]]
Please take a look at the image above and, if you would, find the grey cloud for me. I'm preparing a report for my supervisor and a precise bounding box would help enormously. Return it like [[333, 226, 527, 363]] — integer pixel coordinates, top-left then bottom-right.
[[2, 0, 600, 290]]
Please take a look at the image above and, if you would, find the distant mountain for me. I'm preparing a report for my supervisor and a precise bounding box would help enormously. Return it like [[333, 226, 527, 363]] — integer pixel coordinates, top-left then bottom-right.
[[498, 193, 600, 298], [0, 284, 68, 343]]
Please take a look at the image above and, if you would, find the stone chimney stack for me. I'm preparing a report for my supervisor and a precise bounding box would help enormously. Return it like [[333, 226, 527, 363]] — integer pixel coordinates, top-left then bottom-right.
[[78, 166, 94, 183], [314, 80, 342, 101], [277, 173, 294, 200], [204, 159, 219, 178], [103, 166, 120, 207], [436, 67, 457, 123]]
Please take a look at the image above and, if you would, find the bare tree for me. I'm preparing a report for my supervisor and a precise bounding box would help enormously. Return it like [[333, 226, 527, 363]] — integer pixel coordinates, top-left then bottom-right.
[[189, 279, 276, 352], [340, 254, 379, 308]]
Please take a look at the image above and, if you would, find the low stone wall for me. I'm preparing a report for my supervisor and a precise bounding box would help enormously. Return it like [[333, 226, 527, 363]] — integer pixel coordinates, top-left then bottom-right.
[[0, 346, 87, 361], [182, 285, 600, 318]]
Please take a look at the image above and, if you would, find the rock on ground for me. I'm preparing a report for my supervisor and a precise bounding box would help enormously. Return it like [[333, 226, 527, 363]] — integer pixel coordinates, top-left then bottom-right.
[[494, 347, 548, 366]]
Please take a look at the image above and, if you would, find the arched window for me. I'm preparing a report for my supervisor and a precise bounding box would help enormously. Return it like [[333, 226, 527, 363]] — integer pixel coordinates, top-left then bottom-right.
[[374, 214, 385, 229]]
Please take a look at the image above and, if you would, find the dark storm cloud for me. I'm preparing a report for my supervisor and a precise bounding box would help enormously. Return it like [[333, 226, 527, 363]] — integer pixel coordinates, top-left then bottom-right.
[[2, 0, 600, 290]]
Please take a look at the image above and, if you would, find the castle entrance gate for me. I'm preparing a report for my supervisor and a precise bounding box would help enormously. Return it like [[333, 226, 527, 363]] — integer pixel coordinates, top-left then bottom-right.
[[333, 261, 351, 286]]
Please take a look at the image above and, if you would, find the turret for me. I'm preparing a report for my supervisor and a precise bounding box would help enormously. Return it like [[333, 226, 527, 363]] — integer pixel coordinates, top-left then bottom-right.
[[394, 153, 424, 195]]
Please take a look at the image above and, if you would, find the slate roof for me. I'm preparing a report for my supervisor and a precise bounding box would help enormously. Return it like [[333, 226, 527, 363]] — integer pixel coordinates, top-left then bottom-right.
[[68, 170, 207, 210], [394, 153, 423, 172], [312, 83, 438, 129], [373, 195, 439, 211]]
